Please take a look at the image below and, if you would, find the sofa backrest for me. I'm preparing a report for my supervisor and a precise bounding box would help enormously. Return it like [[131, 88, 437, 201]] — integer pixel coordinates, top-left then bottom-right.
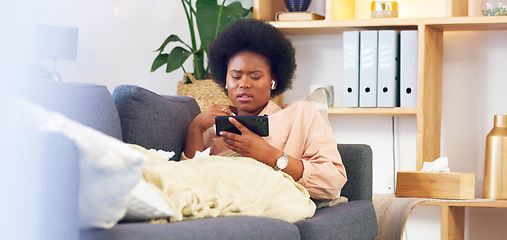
[[112, 85, 201, 161], [22, 79, 123, 140], [338, 144, 373, 201], [20, 80, 372, 199]]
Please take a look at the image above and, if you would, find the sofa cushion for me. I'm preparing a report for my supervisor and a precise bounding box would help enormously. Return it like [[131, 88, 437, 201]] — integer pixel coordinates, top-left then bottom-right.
[[112, 85, 200, 160], [299, 88, 331, 127], [294, 200, 378, 240], [22, 80, 123, 140], [80, 216, 301, 240]]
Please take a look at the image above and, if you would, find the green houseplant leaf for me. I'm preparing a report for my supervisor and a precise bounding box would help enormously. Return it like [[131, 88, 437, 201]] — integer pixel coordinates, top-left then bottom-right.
[[196, 0, 252, 54], [151, 34, 191, 73], [151, 53, 169, 72], [151, 0, 251, 80], [155, 34, 190, 52], [165, 46, 192, 73]]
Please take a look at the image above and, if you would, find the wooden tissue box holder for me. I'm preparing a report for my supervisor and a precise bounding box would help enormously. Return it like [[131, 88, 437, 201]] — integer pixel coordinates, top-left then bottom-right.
[[395, 171, 475, 200]]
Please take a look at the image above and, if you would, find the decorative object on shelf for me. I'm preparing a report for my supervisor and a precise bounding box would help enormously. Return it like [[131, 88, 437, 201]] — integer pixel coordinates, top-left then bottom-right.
[[482, 0, 507, 16], [177, 73, 232, 111], [33, 25, 79, 81], [151, 0, 251, 82], [371, 1, 398, 18], [276, 11, 324, 21], [332, 0, 354, 20], [483, 114, 507, 199], [284, 0, 312, 12]]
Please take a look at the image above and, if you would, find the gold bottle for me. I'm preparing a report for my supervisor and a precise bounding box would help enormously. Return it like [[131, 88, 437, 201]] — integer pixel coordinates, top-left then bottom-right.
[[483, 115, 507, 199], [371, 1, 398, 18]]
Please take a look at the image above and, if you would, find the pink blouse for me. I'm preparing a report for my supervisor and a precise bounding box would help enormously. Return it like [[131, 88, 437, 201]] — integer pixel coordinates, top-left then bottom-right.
[[185, 100, 347, 201]]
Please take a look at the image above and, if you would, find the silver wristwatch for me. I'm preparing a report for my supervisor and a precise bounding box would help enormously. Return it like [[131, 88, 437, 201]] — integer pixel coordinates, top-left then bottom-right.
[[273, 152, 288, 171]]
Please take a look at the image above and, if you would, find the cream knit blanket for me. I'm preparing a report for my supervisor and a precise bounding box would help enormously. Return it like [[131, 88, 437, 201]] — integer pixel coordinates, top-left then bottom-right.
[[130, 145, 316, 223]]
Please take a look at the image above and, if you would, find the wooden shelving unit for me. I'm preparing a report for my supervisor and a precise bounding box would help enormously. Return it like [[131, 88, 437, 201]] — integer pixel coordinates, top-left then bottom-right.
[[328, 107, 417, 115], [374, 194, 507, 240], [422, 199, 507, 208], [253, 0, 507, 171], [421, 199, 507, 240]]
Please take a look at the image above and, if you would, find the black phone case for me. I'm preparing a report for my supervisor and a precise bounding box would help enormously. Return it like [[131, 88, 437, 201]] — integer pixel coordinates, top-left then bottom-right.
[[215, 116, 269, 136]]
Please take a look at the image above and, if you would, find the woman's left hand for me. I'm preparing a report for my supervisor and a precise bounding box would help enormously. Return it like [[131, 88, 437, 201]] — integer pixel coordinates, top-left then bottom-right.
[[219, 117, 280, 164]]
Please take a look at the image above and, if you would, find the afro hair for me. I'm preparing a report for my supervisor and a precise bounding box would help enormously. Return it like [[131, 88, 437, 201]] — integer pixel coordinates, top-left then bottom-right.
[[207, 18, 296, 97]]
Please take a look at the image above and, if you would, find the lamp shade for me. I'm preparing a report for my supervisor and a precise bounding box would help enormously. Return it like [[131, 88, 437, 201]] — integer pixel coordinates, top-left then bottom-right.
[[34, 25, 78, 61]]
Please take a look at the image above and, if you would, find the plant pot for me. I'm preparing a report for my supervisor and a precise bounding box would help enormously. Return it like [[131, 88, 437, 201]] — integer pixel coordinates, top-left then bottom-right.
[[177, 73, 232, 111], [284, 0, 312, 12]]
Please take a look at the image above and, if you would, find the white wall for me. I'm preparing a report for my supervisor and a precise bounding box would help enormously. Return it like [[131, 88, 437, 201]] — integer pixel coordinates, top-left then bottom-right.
[[6, 0, 507, 239], [27, 0, 188, 94]]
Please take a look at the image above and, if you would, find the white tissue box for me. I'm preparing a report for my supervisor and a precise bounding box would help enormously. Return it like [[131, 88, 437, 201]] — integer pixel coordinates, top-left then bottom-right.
[[395, 171, 475, 200]]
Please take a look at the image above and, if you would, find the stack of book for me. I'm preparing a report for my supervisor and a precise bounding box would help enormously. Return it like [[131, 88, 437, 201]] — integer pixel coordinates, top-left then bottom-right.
[[342, 30, 418, 108], [275, 11, 325, 21]]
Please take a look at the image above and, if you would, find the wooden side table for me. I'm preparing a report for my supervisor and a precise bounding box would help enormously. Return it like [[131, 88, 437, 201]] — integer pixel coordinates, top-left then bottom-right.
[[373, 195, 507, 240], [422, 199, 507, 240]]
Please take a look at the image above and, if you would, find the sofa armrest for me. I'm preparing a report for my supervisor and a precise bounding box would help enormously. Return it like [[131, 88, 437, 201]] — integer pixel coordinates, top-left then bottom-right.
[[337, 144, 373, 201], [2, 129, 80, 239]]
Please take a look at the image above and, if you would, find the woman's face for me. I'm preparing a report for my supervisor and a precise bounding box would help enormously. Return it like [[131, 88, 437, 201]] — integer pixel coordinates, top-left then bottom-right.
[[226, 51, 273, 116]]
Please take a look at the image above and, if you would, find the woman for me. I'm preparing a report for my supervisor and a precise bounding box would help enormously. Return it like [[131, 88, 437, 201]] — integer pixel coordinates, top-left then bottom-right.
[[183, 19, 346, 201]]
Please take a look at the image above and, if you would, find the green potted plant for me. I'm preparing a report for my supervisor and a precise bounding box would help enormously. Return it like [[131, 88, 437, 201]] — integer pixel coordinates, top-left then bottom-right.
[[151, 0, 251, 109]]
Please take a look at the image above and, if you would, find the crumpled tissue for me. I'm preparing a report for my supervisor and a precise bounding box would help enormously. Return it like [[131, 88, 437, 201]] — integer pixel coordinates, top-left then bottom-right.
[[194, 147, 211, 158], [421, 156, 450, 172], [148, 149, 175, 160]]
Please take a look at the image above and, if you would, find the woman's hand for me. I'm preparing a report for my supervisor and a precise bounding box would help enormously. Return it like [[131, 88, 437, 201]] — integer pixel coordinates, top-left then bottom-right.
[[219, 117, 280, 165], [185, 105, 235, 159], [191, 105, 235, 133], [219, 117, 304, 182]]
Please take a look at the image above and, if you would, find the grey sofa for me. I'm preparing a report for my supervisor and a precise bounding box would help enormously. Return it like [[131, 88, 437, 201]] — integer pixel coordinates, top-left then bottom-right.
[[18, 80, 377, 240]]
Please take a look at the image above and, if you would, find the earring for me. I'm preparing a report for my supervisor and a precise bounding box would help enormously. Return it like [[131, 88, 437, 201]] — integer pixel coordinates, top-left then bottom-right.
[[225, 84, 228, 89], [271, 80, 275, 90]]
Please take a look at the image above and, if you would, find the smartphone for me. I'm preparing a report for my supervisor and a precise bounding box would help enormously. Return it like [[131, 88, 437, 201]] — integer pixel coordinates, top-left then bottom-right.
[[215, 116, 269, 137]]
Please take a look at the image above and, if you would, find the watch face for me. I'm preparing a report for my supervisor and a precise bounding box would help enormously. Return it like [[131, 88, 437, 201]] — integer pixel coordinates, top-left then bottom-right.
[[277, 157, 288, 169]]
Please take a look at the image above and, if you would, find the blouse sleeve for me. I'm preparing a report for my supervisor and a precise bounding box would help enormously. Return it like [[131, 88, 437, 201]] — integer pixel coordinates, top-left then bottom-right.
[[282, 101, 347, 201]]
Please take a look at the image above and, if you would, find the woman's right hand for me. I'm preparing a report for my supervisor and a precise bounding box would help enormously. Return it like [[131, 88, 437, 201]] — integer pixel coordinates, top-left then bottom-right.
[[190, 104, 235, 133], [184, 104, 235, 159]]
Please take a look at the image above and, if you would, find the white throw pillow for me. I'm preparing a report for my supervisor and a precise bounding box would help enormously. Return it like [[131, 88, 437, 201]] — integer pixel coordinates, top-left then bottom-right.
[[300, 88, 331, 127], [17, 98, 148, 229]]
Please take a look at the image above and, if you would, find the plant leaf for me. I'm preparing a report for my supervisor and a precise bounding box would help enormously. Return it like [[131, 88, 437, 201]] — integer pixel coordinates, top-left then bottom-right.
[[243, 6, 253, 18], [165, 46, 192, 73], [195, 0, 251, 54], [155, 34, 186, 52], [192, 47, 206, 79], [151, 53, 169, 72]]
